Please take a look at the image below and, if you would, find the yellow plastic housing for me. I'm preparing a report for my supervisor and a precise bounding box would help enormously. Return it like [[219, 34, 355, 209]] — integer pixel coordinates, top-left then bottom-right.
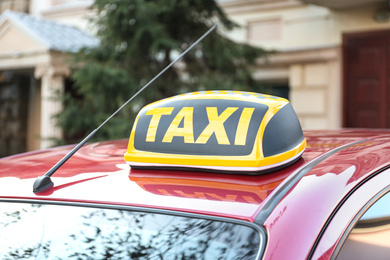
[[124, 91, 306, 174]]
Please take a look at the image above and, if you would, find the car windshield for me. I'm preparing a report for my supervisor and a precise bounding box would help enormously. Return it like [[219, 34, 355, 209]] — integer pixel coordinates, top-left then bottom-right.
[[0, 202, 261, 259]]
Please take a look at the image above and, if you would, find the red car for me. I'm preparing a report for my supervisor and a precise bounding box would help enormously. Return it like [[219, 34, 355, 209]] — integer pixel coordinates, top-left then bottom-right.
[[0, 91, 390, 259]]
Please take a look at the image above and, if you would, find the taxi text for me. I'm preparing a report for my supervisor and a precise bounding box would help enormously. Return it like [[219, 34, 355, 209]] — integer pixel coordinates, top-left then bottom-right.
[[144, 106, 255, 145]]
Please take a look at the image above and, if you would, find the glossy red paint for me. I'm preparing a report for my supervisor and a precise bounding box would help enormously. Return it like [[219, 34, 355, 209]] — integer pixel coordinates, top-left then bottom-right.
[[1, 129, 390, 259], [0, 140, 262, 220], [260, 130, 390, 259], [312, 168, 390, 259]]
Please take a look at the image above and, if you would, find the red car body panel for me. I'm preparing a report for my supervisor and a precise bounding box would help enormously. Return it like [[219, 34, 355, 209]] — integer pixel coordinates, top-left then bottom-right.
[[312, 167, 390, 259], [1, 129, 390, 259], [261, 131, 390, 259]]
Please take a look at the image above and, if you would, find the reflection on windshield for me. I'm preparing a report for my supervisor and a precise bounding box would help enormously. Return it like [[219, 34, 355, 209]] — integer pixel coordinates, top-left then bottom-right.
[[0, 203, 260, 259]]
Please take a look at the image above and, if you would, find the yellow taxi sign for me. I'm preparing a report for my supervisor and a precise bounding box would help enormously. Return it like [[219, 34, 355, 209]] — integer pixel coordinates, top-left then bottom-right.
[[124, 91, 306, 174]]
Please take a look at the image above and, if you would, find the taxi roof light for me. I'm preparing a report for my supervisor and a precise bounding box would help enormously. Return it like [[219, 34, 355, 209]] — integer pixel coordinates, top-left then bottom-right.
[[125, 91, 306, 174]]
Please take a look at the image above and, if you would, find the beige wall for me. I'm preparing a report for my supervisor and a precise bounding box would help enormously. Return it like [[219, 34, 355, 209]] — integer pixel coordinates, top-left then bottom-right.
[[30, 0, 94, 31], [221, 0, 390, 50], [220, 0, 390, 129], [289, 60, 340, 129]]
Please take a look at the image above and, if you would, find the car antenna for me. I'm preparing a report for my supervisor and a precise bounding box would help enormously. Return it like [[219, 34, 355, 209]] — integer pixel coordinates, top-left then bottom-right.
[[33, 24, 218, 193]]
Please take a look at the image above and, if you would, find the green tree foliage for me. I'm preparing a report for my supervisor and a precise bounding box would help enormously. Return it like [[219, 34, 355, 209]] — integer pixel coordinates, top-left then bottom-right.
[[58, 0, 271, 144]]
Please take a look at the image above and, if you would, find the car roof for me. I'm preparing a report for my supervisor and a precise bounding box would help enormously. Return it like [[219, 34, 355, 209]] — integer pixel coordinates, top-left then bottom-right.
[[1, 129, 390, 222]]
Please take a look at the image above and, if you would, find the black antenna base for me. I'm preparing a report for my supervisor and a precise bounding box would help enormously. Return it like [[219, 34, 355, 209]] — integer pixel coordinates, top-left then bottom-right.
[[33, 175, 54, 193]]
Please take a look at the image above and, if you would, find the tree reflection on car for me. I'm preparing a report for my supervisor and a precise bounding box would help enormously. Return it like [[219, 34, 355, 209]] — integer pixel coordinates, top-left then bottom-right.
[[0, 203, 260, 259]]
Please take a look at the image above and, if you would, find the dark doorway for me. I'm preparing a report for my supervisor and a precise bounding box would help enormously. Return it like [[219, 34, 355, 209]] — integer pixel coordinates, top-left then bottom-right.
[[343, 29, 390, 128], [0, 71, 32, 157]]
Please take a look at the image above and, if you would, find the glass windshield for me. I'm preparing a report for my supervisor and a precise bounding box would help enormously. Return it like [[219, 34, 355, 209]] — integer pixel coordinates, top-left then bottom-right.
[[0, 202, 261, 259]]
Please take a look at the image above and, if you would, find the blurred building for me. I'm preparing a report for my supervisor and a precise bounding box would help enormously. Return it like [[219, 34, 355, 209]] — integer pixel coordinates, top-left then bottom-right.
[[219, 0, 390, 129], [1, 0, 390, 157], [0, 0, 96, 157]]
